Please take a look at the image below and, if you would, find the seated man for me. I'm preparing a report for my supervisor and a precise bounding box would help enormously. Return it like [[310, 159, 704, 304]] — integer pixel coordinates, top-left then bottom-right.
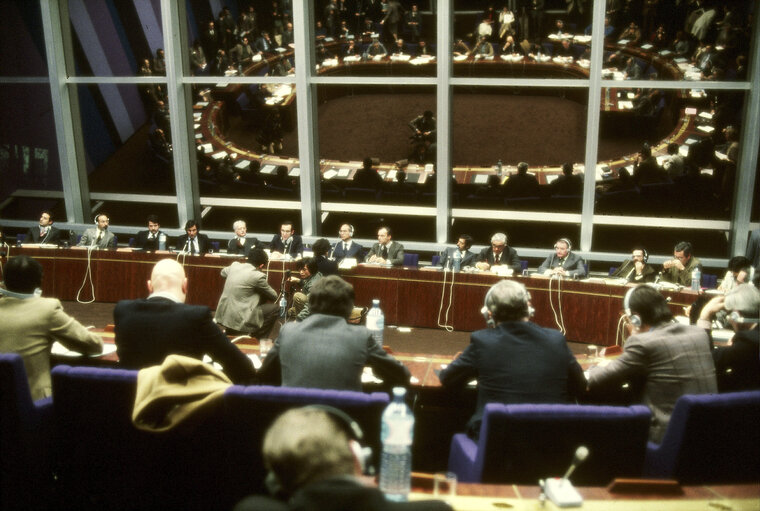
[[331, 223, 364, 261], [610, 247, 657, 283], [440, 280, 585, 437], [661, 241, 701, 286], [588, 285, 717, 442], [259, 275, 410, 391], [269, 221, 303, 260], [503, 161, 540, 198], [176, 219, 211, 255], [452, 38, 470, 56], [439, 234, 478, 269], [0, 255, 103, 400], [365, 38, 387, 58], [365, 226, 404, 266], [311, 238, 339, 276], [717, 256, 753, 293], [352, 158, 385, 191], [234, 407, 452, 510], [215, 248, 279, 340], [471, 36, 494, 57], [550, 162, 583, 196], [227, 220, 260, 256], [288, 258, 322, 321], [78, 213, 116, 249], [25, 210, 61, 245], [538, 238, 587, 278], [475, 233, 521, 273], [390, 38, 408, 55], [135, 214, 168, 251], [408, 110, 436, 144], [698, 284, 759, 393]]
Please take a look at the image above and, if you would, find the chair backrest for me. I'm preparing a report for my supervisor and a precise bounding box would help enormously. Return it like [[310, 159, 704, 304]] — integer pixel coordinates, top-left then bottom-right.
[[609, 266, 618, 276], [648, 391, 760, 484], [520, 260, 529, 272], [16, 233, 27, 244], [431, 254, 441, 266], [475, 403, 651, 485], [403, 253, 419, 267], [701, 273, 717, 289]]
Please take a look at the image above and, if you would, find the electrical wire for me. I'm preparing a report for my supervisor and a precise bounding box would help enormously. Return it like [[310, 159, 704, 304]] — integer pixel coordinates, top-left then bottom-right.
[[436, 265, 455, 332], [75, 245, 97, 304]]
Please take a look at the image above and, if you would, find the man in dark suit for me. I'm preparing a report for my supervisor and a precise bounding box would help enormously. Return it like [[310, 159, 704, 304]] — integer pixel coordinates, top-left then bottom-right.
[[504, 161, 541, 199], [25, 210, 61, 245], [176, 219, 211, 255], [352, 158, 384, 191], [269, 221, 303, 259], [331, 223, 364, 261], [610, 247, 657, 283], [227, 220, 260, 256], [440, 280, 586, 438], [439, 234, 478, 269], [134, 214, 169, 251], [538, 238, 587, 278], [476, 233, 522, 273], [364, 226, 404, 265], [259, 275, 409, 391], [114, 259, 255, 384]]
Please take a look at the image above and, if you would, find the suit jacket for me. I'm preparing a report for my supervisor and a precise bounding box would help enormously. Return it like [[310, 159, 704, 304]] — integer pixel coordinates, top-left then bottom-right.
[[114, 296, 254, 384], [610, 259, 657, 283], [746, 229, 760, 269], [661, 256, 701, 287], [78, 228, 116, 249], [440, 321, 585, 437], [588, 322, 717, 442], [712, 328, 759, 393], [215, 262, 278, 333], [25, 226, 61, 245], [331, 240, 364, 260], [439, 247, 478, 268], [477, 246, 522, 273], [135, 230, 169, 251], [176, 233, 211, 254], [0, 296, 103, 400], [227, 237, 260, 256], [269, 234, 304, 257], [365, 241, 404, 266], [259, 314, 409, 391], [537, 251, 587, 278]]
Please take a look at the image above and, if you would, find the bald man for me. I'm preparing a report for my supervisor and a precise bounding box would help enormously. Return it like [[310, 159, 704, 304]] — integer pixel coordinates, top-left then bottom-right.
[[113, 259, 255, 383]]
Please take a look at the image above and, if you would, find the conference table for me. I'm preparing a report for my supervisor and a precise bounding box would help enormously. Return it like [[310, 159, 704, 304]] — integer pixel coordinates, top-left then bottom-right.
[[9, 246, 698, 346]]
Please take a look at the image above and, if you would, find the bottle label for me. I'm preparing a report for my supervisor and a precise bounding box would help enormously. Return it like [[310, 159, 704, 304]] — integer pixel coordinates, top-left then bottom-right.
[[367, 316, 379, 330]]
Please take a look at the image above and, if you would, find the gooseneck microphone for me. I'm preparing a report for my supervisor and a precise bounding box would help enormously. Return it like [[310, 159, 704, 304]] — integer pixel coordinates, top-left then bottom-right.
[[561, 445, 589, 482], [544, 445, 589, 507]]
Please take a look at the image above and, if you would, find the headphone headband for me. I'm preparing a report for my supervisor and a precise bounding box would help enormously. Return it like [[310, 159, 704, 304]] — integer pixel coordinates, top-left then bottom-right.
[[555, 238, 572, 251]]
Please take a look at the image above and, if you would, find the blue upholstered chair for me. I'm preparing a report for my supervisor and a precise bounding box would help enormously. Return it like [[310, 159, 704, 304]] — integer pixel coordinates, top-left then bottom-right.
[[644, 391, 760, 484], [448, 403, 651, 485], [403, 253, 420, 267], [701, 273, 718, 289], [431, 254, 441, 266], [0, 353, 54, 510]]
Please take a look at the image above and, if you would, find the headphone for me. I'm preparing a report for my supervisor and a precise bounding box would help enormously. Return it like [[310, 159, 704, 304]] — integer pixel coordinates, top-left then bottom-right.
[[632, 248, 649, 263], [340, 224, 354, 236], [94, 213, 109, 226], [481, 281, 535, 328], [623, 286, 642, 328], [264, 405, 373, 497], [554, 238, 572, 251], [728, 311, 760, 324], [0, 287, 43, 299]]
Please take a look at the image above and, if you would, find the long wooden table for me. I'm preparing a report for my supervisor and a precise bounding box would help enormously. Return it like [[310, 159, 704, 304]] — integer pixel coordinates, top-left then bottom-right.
[[9, 246, 698, 346]]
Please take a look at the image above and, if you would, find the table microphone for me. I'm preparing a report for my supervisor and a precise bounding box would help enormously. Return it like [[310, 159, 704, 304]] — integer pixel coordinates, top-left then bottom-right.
[[544, 445, 588, 508]]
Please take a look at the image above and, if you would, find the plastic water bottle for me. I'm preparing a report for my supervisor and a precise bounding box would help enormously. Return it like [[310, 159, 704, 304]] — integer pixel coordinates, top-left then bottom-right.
[[379, 387, 414, 502], [497, 159, 503, 177], [158, 233, 166, 251], [452, 250, 462, 272], [279, 295, 287, 318], [366, 299, 384, 349], [691, 268, 701, 291]]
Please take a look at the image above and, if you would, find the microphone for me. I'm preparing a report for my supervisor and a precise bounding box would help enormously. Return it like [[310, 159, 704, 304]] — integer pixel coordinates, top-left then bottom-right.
[[561, 446, 588, 482], [544, 446, 588, 508], [182, 238, 190, 254], [285, 269, 291, 280]]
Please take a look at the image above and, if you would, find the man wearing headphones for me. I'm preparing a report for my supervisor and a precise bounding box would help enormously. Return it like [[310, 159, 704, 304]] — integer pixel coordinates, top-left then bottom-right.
[[610, 247, 657, 282], [332, 223, 364, 261], [234, 407, 451, 510], [0, 255, 103, 400], [697, 284, 759, 392], [661, 241, 701, 286], [537, 238, 587, 278], [439, 280, 586, 439], [78, 212, 116, 249], [587, 285, 716, 443]]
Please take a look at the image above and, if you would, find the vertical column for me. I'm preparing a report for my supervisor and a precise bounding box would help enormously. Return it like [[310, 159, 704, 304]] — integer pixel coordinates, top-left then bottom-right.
[[435, 0, 453, 244]]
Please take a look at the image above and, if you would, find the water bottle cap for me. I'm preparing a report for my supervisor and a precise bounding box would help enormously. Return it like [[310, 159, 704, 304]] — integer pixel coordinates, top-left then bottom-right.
[[372, 299, 380, 306], [392, 387, 406, 398]]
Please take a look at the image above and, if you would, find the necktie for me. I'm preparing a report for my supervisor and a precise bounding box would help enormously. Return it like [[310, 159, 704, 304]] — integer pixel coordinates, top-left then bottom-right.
[[495, 254, 500, 265], [96, 231, 102, 244], [190, 238, 196, 254], [40, 228, 45, 238], [558, 258, 565, 267], [344, 242, 348, 253], [381, 245, 388, 259]]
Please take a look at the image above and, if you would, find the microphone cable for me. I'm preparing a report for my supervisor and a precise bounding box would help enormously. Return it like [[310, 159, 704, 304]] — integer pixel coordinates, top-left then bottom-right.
[[548, 273, 567, 335], [436, 263, 455, 332], [615, 312, 628, 347], [76, 244, 97, 304]]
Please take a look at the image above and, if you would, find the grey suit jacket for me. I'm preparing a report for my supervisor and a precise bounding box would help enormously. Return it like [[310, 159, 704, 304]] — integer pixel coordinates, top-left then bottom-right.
[[78, 228, 116, 249], [588, 322, 717, 443], [364, 241, 404, 265], [214, 262, 278, 332], [537, 251, 587, 278], [259, 313, 410, 391]]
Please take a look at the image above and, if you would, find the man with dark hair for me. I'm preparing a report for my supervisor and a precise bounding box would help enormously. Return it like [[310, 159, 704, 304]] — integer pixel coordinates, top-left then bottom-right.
[[259, 275, 409, 391], [504, 161, 540, 198], [610, 247, 657, 282], [135, 214, 168, 251], [269, 221, 303, 259], [352, 158, 384, 191], [176, 219, 211, 255], [332, 224, 364, 262], [550, 162, 583, 196], [439, 234, 478, 268], [0, 255, 103, 400], [25, 210, 61, 245], [227, 220, 260, 256], [288, 258, 322, 321], [78, 212, 116, 249], [215, 248, 279, 339], [538, 238, 587, 278], [588, 285, 717, 442], [311, 238, 339, 276], [365, 226, 404, 265], [409, 110, 436, 144], [632, 143, 666, 186], [440, 279, 585, 438], [661, 241, 702, 286], [476, 232, 521, 272]]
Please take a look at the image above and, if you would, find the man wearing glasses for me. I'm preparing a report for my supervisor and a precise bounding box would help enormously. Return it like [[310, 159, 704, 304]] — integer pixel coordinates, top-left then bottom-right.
[[476, 233, 522, 273], [661, 241, 701, 286]]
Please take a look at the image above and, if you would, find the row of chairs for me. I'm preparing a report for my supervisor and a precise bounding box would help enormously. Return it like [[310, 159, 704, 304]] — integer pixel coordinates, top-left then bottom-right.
[[3, 353, 758, 510]]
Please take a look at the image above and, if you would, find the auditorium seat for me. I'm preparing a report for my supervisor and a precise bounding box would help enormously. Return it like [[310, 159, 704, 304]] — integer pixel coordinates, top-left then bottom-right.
[[644, 391, 760, 484], [431, 255, 441, 266], [448, 403, 651, 485], [403, 253, 420, 267], [701, 273, 718, 289], [0, 354, 54, 510], [16, 233, 26, 244]]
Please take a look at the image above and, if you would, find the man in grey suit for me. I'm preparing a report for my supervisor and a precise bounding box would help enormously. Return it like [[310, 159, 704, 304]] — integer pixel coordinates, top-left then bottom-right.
[[258, 275, 410, 391], [214, 248, 279, 339], [439, 234, 478, 269], [364, 226, 404, 265], [537, 238, 587, 278], [78, 212, 116, 249], [587, 285, 717, 443]]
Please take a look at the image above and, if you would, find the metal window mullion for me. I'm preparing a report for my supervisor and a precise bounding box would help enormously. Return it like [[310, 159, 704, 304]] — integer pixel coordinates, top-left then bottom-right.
[[435, 0, 453, 243]]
